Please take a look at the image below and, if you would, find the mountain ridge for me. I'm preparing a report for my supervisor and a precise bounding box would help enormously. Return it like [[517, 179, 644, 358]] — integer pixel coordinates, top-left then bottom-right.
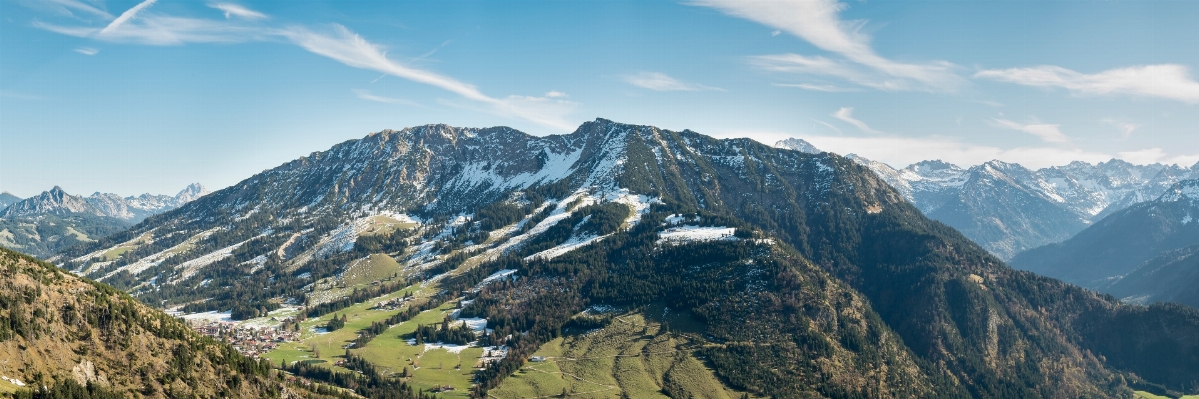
[[49, 119, 1199, 397]]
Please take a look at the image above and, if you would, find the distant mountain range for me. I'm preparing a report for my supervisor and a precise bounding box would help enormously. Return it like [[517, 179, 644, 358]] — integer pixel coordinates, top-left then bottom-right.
[[1011, 179, 1199, 307], [0, 183, 207, 222], [776, 138, 1199, 259], [0, 184, 207, 258]]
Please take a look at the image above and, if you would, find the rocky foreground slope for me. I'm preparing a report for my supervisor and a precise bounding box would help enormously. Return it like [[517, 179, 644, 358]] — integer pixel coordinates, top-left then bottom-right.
[[0, 246, 282, 397]]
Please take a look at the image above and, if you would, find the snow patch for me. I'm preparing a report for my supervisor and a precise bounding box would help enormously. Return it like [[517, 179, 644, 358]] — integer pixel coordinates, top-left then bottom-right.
[[474, 269, 517, 290], [179, 311, 234, 323], [657, 226, 737, 244]]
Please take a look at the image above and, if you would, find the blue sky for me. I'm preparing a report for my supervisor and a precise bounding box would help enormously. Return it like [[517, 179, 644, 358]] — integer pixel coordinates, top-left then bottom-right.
[[2, 0, 1198, 197]]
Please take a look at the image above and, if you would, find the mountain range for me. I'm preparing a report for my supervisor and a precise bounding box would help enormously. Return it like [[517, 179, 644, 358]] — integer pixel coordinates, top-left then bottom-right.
[[0, 184, 208, 258], [775, 138, 1199, 259], [49, 119, 1199, 397]]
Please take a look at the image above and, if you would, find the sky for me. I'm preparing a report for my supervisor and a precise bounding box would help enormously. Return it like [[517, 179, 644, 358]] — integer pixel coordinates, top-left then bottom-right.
[[2, 0, 1198, 198]]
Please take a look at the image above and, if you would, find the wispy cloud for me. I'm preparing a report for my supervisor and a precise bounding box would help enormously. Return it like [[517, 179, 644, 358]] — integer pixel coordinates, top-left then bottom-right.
[[544, 91, 568, 98], [0, 90, 47, 100], [40, 0, 113, 19], [1100, 118, 1140, 139], [34, 13, 266, 45], [622, 72, 723, 92], [812, 119, 843, 135], [694, 0, 964, 92], [991, 118, 1069, 143], [772, 83, 860, 92], [29, 5, 580, 131], [99, 0, 157, 36], [283, 25, 579, 130], [975, 64, 1199, 103], [352, 89, 420, 107], [74, 47, 99, 55], [208, 3, 268, 20], [831, 107, 883, 134]]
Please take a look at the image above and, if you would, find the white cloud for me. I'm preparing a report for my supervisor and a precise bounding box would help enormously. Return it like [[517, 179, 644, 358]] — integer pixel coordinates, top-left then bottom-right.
[[1116, 148, 1199, 166], [694, 0, 964, 92], [1100, 118, 1140, 139], [772, 83, 860, 92], [771, 30, 781, 36], [74, 47, 99, 55], [831, 107, 883, 134], [975, 64, 1199, 103], [99, 0, 157, 36], [545, 91, 568, 98], [622, 72, 723, 91], [725, 131, 1112, 169], [208, 3, 268, 20], [991, 118, 1069, 143], [352, 89, 419, 107]]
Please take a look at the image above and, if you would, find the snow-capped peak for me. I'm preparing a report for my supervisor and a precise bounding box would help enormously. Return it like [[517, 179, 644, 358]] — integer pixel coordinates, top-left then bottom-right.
[[774, 138, 821, 154]]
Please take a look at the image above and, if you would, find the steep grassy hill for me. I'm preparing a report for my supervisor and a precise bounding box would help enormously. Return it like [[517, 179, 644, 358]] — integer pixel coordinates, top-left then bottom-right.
[[0, 247, 283, 398]]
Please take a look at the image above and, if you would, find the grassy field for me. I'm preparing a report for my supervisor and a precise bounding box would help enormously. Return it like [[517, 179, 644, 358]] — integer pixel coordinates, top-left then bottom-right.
[[1135, 392, 1199, 399], [353, 300, 482, 398], [361, 215, 419, 237], [489, 308, 748, 399], [336, 253, 403, 287], [262, 282, 428, 373], [262, 281, 487, 397]]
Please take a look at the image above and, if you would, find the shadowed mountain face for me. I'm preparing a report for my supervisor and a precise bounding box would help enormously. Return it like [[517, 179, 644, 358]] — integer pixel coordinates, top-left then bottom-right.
[[1105, 244, 1199, 308], [778, 140, 1199, 260], [1012, 180, 1199, 302], [55, 120, 1199, 397]]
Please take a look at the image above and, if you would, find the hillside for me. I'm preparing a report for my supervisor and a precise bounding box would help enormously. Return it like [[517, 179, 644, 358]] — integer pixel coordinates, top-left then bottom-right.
[[0, 246, 282, 397], [54, 119, 1199, 398]]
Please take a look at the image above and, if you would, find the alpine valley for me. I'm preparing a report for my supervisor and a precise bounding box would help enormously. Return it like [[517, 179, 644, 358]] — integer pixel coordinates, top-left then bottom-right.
[[3, 119, 1189, 398]]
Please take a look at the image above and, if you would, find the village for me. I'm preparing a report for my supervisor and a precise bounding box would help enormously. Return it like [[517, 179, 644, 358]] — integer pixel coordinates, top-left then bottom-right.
[[184, 318, 302, 358]]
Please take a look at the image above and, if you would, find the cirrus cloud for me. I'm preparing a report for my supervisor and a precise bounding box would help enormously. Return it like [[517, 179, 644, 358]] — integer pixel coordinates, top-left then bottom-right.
[[622, 72, 723, 92], [991, 118, 1070, 143], [975, 64, 1199, 103], [693, 0, 964, 92]]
